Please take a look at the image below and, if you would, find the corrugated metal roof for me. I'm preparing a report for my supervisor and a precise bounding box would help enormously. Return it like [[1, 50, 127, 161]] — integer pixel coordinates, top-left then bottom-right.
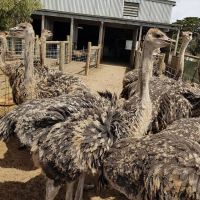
[[39, 0, 174, 23]]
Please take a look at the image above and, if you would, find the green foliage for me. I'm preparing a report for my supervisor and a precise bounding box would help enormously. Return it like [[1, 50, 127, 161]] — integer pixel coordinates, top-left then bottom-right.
[[0, 0, 42, 30], [173, 17, 200, 56]]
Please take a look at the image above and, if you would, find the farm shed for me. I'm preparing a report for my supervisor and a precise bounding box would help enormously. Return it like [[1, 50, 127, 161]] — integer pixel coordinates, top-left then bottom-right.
[[32, 0, 179, 66]]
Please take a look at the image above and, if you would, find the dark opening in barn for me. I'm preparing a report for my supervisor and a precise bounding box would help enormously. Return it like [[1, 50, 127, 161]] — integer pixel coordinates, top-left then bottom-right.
[[53, 21, 70, 41], [103, 27, 133, 64], [32, 15, 41, 36], [77, 24, 99, 50]]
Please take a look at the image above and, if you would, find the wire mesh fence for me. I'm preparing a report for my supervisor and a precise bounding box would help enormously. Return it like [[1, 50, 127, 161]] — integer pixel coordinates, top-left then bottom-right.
[[6, 37, 24, 60], [0, 71, 15, 118]]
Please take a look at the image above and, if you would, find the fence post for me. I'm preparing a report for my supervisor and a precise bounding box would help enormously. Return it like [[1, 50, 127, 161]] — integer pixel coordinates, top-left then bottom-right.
[[96, 45, 101, 68], [135, 50, 142, 69], [59, 41, 65, 72], [11, 38, 15, 55], [66, 35, 70, 63], [157, 53, 166, 76], [85, 42, 92, 76], [198, 59, 200, 83]]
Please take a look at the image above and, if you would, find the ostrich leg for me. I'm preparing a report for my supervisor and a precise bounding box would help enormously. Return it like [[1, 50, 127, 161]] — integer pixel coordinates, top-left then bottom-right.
[[74, 173, 86, 200], [65, 181, 75, 200], [45, 178, 61, 200]]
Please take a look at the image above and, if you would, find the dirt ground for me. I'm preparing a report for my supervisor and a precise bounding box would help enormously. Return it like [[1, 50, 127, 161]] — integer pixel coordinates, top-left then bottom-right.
[[0, 63, 129, 200]]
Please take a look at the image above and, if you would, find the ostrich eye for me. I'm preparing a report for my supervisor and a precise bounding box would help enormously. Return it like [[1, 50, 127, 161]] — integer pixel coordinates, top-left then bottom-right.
[[155, 33, 162, 38]]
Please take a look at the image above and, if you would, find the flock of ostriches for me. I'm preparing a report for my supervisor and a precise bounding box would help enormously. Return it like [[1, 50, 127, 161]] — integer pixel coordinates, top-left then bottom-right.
[[0, 22, 200, 200]]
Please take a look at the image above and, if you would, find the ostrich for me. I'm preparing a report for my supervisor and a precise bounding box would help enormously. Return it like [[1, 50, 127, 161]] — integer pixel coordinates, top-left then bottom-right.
[[103, 117, 200, 200], [0, 28, 173, 200], [175, 31, 193, 80], [121, 31, 200, 133], [121, 31, 193, 100], [0, 22, 88, 104]]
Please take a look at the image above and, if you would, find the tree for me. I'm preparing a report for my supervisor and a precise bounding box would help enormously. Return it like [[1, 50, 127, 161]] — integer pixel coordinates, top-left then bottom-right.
[[173, 17, 200, 56], [0, 0, 42, 30]]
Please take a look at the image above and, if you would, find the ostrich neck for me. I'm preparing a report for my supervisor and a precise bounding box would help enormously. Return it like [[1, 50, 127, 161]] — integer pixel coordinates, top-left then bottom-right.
[[24, 33, 34, 82], [129, 41, 153, 137], [0, 37, 8, 62], [40, 36, 46, 66], [178, 40, 190, 70]]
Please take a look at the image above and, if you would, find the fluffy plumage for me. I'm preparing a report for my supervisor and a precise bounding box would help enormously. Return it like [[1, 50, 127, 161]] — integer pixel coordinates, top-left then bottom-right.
[[103, 117, 200, 200], [1, 23, 88, 105], [122, 75, 200, 133]]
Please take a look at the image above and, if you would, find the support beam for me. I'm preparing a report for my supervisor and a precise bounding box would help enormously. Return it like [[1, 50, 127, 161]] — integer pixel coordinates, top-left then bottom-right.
[[69, 18, 74, 62], [98, 21, 104, 64], [138, 26, 143, 50], [98, 21, 104, 45], [174, 29, 180, 56], [41, 15, 45, 32], [130, 28, 139, 68]]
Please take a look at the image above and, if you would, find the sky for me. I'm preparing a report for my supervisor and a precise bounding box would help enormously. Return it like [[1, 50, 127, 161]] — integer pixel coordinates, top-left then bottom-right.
[[171, 0, 200, 22]]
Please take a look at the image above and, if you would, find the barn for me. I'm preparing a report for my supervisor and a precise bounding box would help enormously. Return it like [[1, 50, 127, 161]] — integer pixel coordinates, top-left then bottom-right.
[[32, 0, 179, 66]]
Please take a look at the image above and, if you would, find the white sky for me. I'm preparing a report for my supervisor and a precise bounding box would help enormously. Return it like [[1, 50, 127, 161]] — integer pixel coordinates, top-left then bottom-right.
[[171, 0, 200, 22]]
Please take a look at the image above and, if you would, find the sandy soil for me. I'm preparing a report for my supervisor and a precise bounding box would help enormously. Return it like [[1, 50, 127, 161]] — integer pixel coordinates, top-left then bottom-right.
[[0, 63, 129, 200]]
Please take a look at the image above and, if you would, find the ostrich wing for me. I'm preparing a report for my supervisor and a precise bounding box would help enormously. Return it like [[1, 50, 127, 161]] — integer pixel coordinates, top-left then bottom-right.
[[0, 92, 96, 142]]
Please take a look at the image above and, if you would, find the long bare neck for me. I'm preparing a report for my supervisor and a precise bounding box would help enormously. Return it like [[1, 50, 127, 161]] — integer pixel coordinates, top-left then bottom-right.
[[129, 41, 153, 137], [1, 37, 8, 62], [40, 35, 46, 67], [176, 39, 190, 79], [24, 32, 34, 82], [0, 37, 10, 76]]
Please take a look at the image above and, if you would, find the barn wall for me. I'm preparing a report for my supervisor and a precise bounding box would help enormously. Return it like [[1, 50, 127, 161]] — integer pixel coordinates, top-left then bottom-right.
[[40, 0, 175, 23]]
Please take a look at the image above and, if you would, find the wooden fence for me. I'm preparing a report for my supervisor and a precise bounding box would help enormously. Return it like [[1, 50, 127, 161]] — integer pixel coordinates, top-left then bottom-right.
[[85, 42, 101, 75]]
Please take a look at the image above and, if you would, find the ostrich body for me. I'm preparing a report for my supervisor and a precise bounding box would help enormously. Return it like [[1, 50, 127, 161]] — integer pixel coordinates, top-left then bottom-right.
[[0, 23, 88, 105], [103, 117, 200, 200], [0, 28, 173, 200], [175, 31, 193, 80]]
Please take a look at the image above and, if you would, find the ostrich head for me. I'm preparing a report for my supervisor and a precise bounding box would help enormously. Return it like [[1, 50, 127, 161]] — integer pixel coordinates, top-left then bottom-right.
[[41, 29, 53, 39], [0, 31, 9, 39], [9, 22, 35, 38], [145, 28, 174, 50], [181, 31, 193, 43]]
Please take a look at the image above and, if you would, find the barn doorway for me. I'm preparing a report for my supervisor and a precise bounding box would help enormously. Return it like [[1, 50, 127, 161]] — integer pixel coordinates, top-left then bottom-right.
[[32, 16, 41, 36], [103, 27, 133, 64], [53, 21, 70, 41], [77, 24, 99, 50]]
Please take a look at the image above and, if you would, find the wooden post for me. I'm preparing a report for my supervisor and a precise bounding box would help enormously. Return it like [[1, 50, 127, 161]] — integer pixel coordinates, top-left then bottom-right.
[[70, 18, 74, 62], [174, 29, 180, 56], [41, 15, 45, 33], [98, 21, 104, 64], [157, 53, 166, 76], [98, 21, 104, 45], [135, 50, 142, 69], [130, 28, 139, 68], [59, 41, 65, 72], [96, 45, 101, 68], [11, 38, 15, 55], [138, 26, 143, 50], [85, 42, 92, 76], [66, 35, 70, 63], [197, 59, 200, 83]]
